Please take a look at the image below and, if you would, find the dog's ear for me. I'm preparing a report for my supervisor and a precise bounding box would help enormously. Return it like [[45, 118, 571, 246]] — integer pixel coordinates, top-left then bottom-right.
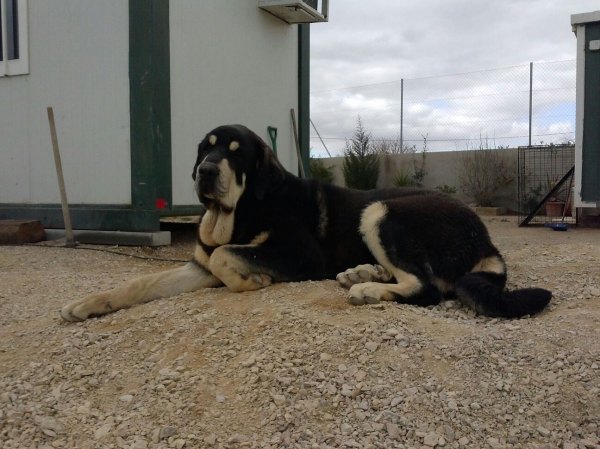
[[250, 131, 285, 201]]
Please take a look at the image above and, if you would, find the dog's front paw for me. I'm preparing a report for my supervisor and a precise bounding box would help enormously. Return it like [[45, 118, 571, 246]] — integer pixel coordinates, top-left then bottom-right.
[[252, 273, 273, 288], [347, 282, 395, 305], [60, 301, 89, 322], [336, 264, 392, 289], [59, 292, 112, 322]]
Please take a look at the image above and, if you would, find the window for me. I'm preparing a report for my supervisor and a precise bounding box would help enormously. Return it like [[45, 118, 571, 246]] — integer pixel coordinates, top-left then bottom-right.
[[1, 0, 28, 77]]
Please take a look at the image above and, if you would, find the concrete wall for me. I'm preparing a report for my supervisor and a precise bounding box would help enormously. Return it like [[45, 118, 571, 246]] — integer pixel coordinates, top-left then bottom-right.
[[170, 1, 299, 206], [321, 148, 520, 211], [0, 0, 131, 205]]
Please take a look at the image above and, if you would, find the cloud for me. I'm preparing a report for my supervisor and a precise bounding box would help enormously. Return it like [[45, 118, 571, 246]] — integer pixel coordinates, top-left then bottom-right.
[[309, 0, 595, 155]]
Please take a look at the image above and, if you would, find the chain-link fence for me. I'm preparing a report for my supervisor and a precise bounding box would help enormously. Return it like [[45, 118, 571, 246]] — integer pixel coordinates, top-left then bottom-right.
[[310, 60, 576, 156]]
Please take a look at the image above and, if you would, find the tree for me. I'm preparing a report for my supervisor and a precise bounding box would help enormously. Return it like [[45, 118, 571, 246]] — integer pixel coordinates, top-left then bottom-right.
[[342, 117, 380, 190]]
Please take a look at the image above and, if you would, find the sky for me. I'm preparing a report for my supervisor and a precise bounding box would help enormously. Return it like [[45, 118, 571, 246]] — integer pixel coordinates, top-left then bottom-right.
[[309, 0, 599, 156]]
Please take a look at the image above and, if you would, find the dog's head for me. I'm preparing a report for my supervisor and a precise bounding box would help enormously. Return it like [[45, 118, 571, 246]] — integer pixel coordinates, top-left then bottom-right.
[[192, 125, 285, 211]]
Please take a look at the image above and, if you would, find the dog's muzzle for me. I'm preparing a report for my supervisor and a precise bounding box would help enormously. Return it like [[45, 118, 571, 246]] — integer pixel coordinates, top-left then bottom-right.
[[197, 162, 220, 198]]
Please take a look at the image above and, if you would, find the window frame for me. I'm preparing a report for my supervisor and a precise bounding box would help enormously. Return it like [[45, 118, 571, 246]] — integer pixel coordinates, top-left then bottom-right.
[[0, 0, 29, 77]]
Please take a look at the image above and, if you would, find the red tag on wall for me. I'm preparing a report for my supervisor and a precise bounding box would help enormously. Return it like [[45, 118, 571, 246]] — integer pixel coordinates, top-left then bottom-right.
[[156, 199, 167, 209]]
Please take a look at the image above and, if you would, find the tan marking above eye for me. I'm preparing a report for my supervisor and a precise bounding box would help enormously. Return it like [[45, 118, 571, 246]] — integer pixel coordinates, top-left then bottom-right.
[[229, 141, 240, 151], [209, 135, 217, 145]]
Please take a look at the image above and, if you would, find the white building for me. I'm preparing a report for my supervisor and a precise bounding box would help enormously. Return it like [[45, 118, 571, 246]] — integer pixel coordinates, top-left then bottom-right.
[[0, 0, 326, 231]]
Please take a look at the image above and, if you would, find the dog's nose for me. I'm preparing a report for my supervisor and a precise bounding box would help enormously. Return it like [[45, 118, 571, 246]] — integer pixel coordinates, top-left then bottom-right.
[[198, 163, 219, 179]]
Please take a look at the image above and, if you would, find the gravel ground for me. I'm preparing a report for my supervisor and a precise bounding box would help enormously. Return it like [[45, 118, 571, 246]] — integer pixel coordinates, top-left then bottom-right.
[[0, 217, 599, 449]]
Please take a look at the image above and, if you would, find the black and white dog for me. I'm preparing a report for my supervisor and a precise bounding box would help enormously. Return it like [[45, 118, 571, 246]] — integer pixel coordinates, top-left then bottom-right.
[[60, 124, 551, 321]]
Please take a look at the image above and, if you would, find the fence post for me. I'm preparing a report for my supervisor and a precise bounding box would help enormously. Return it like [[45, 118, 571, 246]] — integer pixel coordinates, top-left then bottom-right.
[[529, 62, 533, 147], [400, 78, 404, 151]]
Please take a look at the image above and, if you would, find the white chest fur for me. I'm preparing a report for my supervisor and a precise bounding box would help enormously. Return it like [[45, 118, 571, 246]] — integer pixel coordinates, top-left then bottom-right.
[[199, 209, 235, 246]]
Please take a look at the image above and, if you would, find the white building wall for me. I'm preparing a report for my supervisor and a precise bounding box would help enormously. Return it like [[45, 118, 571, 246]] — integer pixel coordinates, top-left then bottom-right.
[[170, 1, 299, 206], [0, 0, 131, 204]]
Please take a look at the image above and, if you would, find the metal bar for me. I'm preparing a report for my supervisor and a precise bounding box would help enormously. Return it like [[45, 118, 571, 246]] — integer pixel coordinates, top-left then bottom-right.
[[291, 109, 306, 178], [47, 107, 76, 247], [310, 118, 331, 157], [298, 23, 310, 177], [528, 62, 533, 147], [400, 78, 404, 151], [519, 166, 574, 227], [321, 0, 329, 20], [1, 0, 8, 74]]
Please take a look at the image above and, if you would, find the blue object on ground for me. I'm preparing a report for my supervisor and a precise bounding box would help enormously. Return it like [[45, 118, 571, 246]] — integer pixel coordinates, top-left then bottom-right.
[[545, 223, 568, 231]]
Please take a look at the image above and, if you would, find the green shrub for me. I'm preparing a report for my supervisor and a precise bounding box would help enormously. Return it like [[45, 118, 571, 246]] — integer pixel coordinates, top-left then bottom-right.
[[456, 148, 515, 207], [435, 183, 457, 194], [342, 117, 380, 190], [410, 135, 428, 188], [309, 158, 335, 184], [392, 169, 413, 187]]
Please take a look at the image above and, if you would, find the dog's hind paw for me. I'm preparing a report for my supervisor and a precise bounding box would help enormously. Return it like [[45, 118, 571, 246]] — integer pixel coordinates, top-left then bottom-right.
[[336, 264, 392, 289]]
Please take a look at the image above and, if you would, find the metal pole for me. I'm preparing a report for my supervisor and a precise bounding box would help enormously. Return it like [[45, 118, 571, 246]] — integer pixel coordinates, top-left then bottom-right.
[[400, 78, 404, 151], [528, 62, 533, 147], [310, 118, 332, 157], [291, 109, 306, 178], [47, 107, 76, 247]]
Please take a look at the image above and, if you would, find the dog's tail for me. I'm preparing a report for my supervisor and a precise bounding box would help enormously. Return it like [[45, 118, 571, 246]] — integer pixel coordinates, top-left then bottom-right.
[[455, 271, 552, 318]]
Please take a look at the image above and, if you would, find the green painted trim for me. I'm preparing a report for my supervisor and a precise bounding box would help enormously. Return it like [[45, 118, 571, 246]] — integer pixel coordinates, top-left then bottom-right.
[[0, 205, 160, 232], [152, 1, 173, 209], [582, 22, 600, 202], [298, 24, 311, 178], [129, 0, 155, 209], [129, 0, 172, 210]]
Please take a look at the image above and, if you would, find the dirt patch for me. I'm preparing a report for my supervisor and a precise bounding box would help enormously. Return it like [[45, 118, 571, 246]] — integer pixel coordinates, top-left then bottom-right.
[[0, 217, 599, 448]]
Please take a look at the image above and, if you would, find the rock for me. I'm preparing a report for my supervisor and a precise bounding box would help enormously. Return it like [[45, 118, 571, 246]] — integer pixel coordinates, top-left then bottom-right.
[[240, 354, 256, 367], [386, 423, 401, 440], [146, 353, 162, 363], [487, 437, 506, 449], [442, 425, 455, 442], [114, 424, 129, 437], [228, 434, 249, 443], [173, 439, 186, 449], [365, 341, 379, 352], [423, 432, 440, 447], [537, 426, 551, 437], [273, 394, 286, 406], [159, 426, 177, 439], [35, 417, 65, 434], [119, 394, 133, 403], [94, 424, 112, 440], [391, 396, 403, 407], [131, 441, 148, 449]]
